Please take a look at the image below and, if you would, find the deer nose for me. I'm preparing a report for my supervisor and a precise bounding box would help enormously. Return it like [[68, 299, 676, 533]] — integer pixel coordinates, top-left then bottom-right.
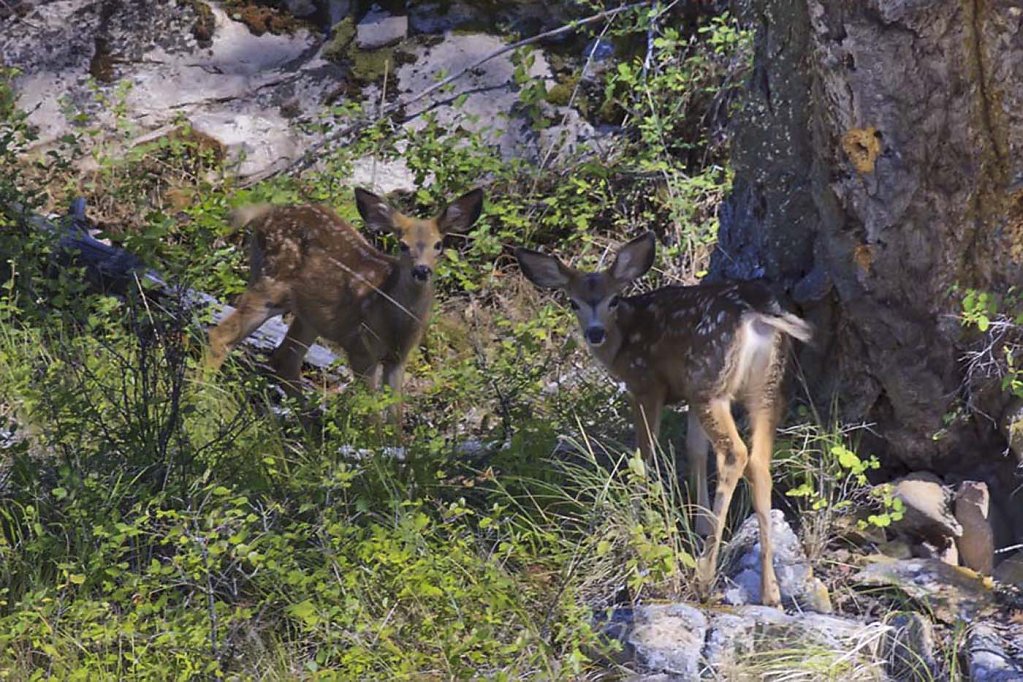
[[412, 265, 432, 282], [585, 327, 606, 346]]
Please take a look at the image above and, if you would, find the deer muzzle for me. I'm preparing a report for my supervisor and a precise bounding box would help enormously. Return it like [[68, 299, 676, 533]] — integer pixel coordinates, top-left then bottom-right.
[[585, 327, 606, 346]]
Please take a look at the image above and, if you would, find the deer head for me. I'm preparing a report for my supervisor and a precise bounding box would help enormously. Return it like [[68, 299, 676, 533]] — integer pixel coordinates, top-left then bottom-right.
[[355, 188, 484, 283], [515, 232, 656, 346]]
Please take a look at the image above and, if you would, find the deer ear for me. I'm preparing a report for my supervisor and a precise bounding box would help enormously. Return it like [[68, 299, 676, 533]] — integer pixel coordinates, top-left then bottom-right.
[[609, 232, 656, 284], [515, 248, 573, 290], [354, 188, 396, 233], [437, 188, 484, 234]]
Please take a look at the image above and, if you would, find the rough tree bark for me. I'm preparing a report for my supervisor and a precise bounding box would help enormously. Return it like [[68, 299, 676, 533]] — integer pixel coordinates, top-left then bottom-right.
[[711, 0, 1023, 543]]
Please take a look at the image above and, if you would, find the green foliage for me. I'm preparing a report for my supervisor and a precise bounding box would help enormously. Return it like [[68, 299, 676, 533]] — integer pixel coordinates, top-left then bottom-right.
[[957, 286, 1023, 400], [775, 421, 904, 561], [0, 288, 610, 678], [0, 6, 767, 677]]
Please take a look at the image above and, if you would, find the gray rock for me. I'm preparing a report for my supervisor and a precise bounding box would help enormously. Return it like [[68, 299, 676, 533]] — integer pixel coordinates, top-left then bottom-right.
[[6, 0, 612, 186], [408, 1, 478, 34], [284, 0, 317, 18], [348, 156, 418, 195], [994, 549, 1023, 587], [720, 509, 832, 612], [702, 606, 888, 678], [356, 8, 408, 50], [854, 557, 996, 624], [327, 0, 354, 27], [967, 623, 1023, 682], [955, 480, 995, 574], [189, 110, 302, 180], [888, 472, 962, 563], [611, 602, 905, 679], [882, 612, 938, 681], [580, 37, 615, 82], [623, 604, 706, 679]]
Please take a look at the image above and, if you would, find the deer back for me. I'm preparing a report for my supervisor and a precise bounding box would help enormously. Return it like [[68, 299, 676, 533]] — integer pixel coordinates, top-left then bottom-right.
[[613, 281, 809, 405]]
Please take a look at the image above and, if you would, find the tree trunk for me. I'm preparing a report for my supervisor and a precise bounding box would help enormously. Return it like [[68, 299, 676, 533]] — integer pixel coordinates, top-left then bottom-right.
[[713, 0, 1023, 543]]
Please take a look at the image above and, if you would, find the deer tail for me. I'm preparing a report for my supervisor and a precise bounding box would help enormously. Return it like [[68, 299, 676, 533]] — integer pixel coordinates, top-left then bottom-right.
[[757, 311, 814, 344], [227, 204, 274, 231]]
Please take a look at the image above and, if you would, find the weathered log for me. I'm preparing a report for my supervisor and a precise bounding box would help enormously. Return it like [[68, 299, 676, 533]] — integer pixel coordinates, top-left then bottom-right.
[[34, 199, 340, 371]]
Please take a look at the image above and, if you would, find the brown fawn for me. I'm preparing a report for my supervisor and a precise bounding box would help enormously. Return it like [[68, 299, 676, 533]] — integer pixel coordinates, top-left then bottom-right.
[[205, 187, 484, 429], [516, 232, 812, 607]]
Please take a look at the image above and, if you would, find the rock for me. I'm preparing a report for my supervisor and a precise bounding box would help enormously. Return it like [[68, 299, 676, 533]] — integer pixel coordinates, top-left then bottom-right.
[[5, 1, 331, 182], [854, 557, 997, 624], [348, 156, 418, 194], [967, 623, 1023, 682], [916, 539, 958, 565], [702, 606, 888, 678], [611, 603, 892, 679], [356, 8, 408, 50], [408, 1, 478, 34], [284, 0, 317, 18], [188, 111, 301, 182], [327, 0, 353, 27], [621, 604, 706, 679], [882, 612, 938, 682], [579, 37, 615, 82], [955, 480, 995, 574], [395, 32, 554, 160], [888, 472, 962, 563], [878, 538, 914, 560], [6, 0, 607, 186], [994, 549, 1023, 587], [721, 509, 832, 612]]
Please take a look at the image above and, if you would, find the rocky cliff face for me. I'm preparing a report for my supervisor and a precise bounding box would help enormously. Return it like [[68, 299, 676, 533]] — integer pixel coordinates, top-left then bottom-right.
[[2, 0, 595, 188], [713, 0, 1023, 542]]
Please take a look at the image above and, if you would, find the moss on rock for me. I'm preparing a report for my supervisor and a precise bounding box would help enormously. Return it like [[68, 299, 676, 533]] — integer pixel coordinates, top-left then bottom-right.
[[323, 17, 356, 63]]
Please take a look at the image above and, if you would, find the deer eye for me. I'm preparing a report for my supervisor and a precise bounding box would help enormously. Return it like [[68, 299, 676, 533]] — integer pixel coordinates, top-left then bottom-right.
[[434, 241, 442, 251], [399, 242, 410, 253], [608, 295, 621, 309], [568, 300, 580, 311]]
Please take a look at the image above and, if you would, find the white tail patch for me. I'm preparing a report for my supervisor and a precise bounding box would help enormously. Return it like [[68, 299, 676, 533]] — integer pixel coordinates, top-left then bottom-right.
[[755, 311, 814, 344], [727, 318, 776, 396], [727, 312, 812, 397], [228, 204, 275, 231]]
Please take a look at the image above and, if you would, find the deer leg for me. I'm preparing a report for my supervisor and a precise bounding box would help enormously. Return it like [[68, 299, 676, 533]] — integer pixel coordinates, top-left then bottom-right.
[[686, 411, 713, 537], [347, 349, 381, 392], [695, 398, 749, 599], [205, 282, 287, 371], [743, 339, 787, 607], [269, 316, 318, 398], [381, 361, 406, 435], [631, 389, 665, 462], [746, 404, 781, 607]]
